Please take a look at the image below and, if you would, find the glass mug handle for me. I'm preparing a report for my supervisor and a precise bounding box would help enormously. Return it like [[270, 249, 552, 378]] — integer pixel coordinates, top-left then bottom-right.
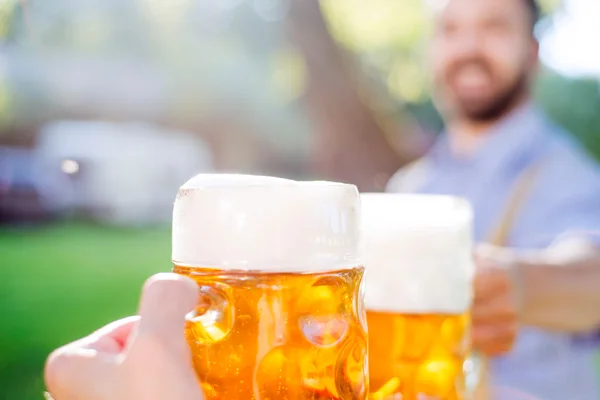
[[465, 351, 491, 400], [463, 351, 484, 400]]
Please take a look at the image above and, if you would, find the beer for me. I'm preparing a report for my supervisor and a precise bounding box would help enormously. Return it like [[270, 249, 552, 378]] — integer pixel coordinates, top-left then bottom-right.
[[361, 194, 475, 400], [367, 312, 470, 400], [172, 174, 368, 400]]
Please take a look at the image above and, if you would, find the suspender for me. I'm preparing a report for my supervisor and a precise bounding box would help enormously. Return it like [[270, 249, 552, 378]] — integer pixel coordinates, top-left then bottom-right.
[[390, 156, 546, 246], [487, 159, 546, 246], [476, 157, 546, 399]]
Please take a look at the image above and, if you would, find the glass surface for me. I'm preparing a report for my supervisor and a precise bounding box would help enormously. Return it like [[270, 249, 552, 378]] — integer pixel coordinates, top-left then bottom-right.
[[171, 175, 364, 399], [368, 311, 470, 400], [360, 193, 479, 400], [174, 264, 368, 400]]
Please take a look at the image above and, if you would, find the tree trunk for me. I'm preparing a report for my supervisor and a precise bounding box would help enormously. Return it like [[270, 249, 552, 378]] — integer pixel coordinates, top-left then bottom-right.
[[286, 0, 409, 191]]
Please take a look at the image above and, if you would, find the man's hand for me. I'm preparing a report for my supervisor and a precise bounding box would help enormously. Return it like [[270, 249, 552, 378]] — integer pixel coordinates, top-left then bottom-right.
[[476, 237, 600, 334], [472, 248, 519, 357], [44, 273, 204, 400]]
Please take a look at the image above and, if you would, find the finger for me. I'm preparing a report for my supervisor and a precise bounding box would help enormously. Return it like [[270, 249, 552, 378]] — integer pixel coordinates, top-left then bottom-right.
[[472, 323, 518, 357], [87, 316, 141, 353], [474, 269, 511, 302], [45, 345, 116, 400], [472, 295, 517, 323], [131, 273, 199, 350], [44, 317, 139, 397]]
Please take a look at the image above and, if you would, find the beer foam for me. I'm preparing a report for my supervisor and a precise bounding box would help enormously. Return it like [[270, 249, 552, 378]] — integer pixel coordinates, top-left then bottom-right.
[[172, 174, 360, 272], [361, 194, 475, 314]]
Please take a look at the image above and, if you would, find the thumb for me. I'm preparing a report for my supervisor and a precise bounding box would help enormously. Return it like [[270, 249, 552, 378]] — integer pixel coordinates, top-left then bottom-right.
[[131, 273, 199, 351]]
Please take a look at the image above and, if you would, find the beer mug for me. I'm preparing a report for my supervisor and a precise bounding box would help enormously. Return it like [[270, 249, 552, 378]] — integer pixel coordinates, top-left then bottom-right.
[[172, 174, 368, 399], [361, 193, 476, 400]]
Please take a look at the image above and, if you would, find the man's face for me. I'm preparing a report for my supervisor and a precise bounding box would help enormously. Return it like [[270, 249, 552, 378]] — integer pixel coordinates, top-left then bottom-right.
[[430, 0, 538, 122]]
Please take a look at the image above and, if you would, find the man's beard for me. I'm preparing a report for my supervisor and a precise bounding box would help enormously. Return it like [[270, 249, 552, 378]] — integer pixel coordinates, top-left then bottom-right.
[[461, 73, 528, 122], [442, 61, 530, 123]]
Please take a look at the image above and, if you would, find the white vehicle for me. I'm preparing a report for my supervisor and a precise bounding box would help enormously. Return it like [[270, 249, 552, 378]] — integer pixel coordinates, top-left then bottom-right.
[[36, 120, 214, 226], [0, 146, 75, 224]]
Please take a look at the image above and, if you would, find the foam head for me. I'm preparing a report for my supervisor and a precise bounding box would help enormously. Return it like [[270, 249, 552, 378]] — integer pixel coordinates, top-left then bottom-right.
[[361, 193, 475, 314], [172, 174, 360, 272]]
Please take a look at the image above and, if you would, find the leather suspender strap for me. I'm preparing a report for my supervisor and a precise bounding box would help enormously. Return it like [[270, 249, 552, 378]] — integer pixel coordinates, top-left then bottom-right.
[[476, 157, 547, 399], [487, 159, 547, 247]]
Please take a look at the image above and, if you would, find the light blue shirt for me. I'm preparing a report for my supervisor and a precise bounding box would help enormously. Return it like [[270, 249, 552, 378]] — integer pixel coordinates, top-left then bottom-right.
[[387, 104, 600, 400]]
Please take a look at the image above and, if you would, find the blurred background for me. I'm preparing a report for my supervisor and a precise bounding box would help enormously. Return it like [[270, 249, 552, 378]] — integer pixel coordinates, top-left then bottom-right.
[[0, 0, 599, 398]]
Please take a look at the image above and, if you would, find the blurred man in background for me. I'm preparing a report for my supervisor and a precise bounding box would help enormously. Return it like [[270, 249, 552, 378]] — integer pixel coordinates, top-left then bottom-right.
[[387, 0, 600, 398]]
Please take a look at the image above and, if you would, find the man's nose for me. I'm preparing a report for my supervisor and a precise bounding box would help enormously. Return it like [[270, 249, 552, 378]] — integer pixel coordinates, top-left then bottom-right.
[[454, 30, 485, 59]]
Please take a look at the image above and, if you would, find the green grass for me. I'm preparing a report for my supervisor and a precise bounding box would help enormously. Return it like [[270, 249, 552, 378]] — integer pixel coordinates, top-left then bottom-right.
[[2, 222, 599, 399], [0, 222, 172, 400]]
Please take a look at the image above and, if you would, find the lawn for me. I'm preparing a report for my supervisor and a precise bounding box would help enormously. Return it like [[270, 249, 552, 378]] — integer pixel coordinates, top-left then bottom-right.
[[0, 222, 172, 400], [1, 222, 599, 399]]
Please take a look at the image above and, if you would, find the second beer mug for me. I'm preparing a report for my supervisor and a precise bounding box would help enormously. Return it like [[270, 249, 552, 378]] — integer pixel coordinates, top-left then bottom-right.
[[361, 194, 476, 400], [172, 174, 368, 400]]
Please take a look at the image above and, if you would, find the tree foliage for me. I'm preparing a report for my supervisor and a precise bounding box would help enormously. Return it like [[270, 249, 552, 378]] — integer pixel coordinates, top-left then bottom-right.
[[1, 0, 598, 163], [320, 0, 600, 160]]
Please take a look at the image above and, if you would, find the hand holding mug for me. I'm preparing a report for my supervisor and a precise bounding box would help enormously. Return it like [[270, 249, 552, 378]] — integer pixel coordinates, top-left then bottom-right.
[[44, 273, 204, 400], [473, 244, 519, 357]]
